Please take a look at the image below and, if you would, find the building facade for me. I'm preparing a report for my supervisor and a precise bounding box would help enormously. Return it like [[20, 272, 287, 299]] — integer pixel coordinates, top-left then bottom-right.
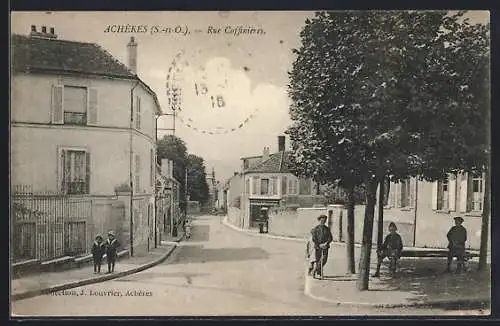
[[239, 136, 323, 229], [381, 172, 489, 249], [11, 28, 161, 256]]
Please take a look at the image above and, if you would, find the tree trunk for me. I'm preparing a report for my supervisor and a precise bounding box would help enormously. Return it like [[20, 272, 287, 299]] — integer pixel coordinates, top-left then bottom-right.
[[377, 176, 386, 250], [346, 186, 356, 274], [478, 167, 490, 271], [357, 177, 379, 291]]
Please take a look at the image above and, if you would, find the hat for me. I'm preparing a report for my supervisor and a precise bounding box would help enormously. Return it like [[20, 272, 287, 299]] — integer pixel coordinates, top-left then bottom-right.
[[107, 230, 116, 236], [95, 234, 103, 239], [454, 216, 464, 223], [388, 222, 397, 230], [317, 215, 327, 221]]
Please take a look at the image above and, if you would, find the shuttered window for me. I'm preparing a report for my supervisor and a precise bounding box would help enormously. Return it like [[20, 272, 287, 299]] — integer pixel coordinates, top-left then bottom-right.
[[150, 149, 155, 187], [281, 176, 288, 195], [135, 96, 141, 130], [299, 179, 312, 195], [135, 154, 141, 193], [400, 179, 411, 207], [51, 85, 98, 125], [59, 149, 90, 194]]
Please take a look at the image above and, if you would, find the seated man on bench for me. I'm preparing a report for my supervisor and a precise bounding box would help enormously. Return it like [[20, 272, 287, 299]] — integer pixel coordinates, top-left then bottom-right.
[[373, 222, 403, 278]]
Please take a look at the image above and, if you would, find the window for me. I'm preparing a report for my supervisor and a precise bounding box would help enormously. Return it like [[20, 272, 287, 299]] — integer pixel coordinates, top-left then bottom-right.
[[135, 154, 141, 193], [383, 178, 390, 206], [299, 179, 311, 195], [150, 149, 154, 187], [288, 179, 298, 194], [271, 177, 278, 195], [135, 96, 141, 130], [63, 86, 87, 125], [471, 174, 484, 211], [60, 149, 90, 195], [281, 176, 287, 195], [245, 178, 250, 194], [400, 179, 412, 207], [52, 85, 98, 125], [261, 178, 269, 195], [437, 178, 449, 210], [252, 177, 259, 195], [243, 160, 249, 170]]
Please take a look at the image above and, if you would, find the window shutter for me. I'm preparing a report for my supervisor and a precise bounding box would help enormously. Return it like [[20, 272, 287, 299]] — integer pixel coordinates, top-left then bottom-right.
[[59, 149, 67, 193], [87, 88, 98, 125], [52, 85, 64, 124], [459, 173, 468, 212], [136, 96, 141, 129], [85, 152, 91, 194], [409, 178, 415, 207], [448, 174, 457, 211], [431, 181, 438, 210], [395, 183, 402, 207], [388, 182, 395, 207], [135, 154, 141, 192], [150, 149, 154, 186]]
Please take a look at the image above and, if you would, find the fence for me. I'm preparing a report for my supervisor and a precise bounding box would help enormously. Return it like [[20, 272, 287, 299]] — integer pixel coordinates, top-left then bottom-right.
[[12, 185, 93, 262]]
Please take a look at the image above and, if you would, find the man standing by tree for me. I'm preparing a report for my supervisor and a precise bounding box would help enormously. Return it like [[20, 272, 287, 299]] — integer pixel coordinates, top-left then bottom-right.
[[446, 216, 468, 274], [311, 215, 333, 278]]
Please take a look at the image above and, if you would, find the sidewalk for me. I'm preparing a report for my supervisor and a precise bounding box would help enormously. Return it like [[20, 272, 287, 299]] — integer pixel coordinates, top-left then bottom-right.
[[12, 236, 183, 301], [305, 249, 491, 309], [223, 215, 490, 309]]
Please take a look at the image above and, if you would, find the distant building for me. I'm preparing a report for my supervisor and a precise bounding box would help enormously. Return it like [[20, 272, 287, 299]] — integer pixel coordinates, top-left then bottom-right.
[[237, 136, 323, 229]]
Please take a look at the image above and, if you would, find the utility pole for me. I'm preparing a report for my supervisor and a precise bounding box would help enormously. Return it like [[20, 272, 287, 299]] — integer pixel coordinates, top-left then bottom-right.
[[156, 87, 181, 237]]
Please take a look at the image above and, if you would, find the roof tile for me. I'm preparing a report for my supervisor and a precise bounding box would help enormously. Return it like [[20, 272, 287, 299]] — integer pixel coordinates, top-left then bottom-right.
[[11, 34, 135, 78]]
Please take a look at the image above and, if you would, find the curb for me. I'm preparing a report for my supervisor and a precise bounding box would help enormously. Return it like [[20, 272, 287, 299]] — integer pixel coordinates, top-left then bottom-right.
[[12, 236, 184, 302], [222, 215, 362, 248], [303, 274, 490, 309]]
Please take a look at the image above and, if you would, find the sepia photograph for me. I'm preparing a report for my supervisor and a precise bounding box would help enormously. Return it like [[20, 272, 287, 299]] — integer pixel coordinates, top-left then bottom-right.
[[10, 10, 491, 317]]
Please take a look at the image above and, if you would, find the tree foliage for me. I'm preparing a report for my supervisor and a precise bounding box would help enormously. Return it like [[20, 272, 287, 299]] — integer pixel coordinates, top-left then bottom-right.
[[187, 154, 210, 204], [287, 10, 489, 290]]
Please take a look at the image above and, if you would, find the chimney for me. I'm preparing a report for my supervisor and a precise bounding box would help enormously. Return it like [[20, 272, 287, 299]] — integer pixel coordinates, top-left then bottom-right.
[[127, 36, 138, 74], [262, 147, 270, 161], [29, 25, 57, 39], [278, 136, 286, 152]]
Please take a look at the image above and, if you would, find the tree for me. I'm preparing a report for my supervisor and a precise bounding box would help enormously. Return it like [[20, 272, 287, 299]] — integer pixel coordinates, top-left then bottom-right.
[[186, 154, 210, 205], [287, 11, 489, 290], [157, 135, 188, 208]]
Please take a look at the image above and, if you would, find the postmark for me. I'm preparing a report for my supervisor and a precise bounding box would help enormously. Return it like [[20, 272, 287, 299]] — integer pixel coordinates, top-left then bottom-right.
[[165, 47, 260, 135]]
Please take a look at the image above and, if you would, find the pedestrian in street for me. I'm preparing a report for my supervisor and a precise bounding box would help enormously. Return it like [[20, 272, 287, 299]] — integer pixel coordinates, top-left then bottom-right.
[[311, 215, 333, 278], [91, 234, 105, 274], [373, 222, 403, 278], [446, 216, 467, 273], [105, 230, 120, 273]]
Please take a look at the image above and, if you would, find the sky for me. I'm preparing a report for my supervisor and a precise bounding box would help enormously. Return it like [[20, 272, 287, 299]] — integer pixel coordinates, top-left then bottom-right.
[[11, 11, 489, 184]]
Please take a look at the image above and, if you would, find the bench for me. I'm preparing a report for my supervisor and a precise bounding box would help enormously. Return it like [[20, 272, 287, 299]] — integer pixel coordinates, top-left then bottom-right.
[[400, 248, 480, 260]]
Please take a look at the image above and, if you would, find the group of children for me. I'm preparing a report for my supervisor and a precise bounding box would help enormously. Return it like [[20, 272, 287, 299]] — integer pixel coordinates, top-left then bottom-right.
[[306, 215, 468, 278], [91, 230, 121, 274]]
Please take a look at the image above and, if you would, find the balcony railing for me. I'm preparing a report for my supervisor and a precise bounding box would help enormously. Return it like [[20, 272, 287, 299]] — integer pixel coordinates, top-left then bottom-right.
[[64, 112, 87, 125]]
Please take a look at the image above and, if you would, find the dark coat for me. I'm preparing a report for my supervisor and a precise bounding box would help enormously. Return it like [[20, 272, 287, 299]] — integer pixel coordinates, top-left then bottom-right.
[[105, 238, 120, 258], [381, 233, 403, 252], [311, 224, 333, 249], [447, 225, 467, 249], [92, 241, 105, 259]]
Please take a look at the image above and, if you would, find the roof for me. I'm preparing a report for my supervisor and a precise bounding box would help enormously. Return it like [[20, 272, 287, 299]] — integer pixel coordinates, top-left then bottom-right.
[[11, 34, 162, 114], [245, 151, 292, 174], [240, 155, 263, 160]]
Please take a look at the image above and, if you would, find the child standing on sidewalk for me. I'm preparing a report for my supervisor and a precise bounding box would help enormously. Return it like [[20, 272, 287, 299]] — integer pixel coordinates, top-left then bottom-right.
[[105, 231, 120, 273], [91, 235, 105, 274]]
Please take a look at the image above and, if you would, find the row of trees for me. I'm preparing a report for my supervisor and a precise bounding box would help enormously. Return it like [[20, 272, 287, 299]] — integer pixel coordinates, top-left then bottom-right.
[[287, 11, 490, 290], [156, 135, 210, 209]]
